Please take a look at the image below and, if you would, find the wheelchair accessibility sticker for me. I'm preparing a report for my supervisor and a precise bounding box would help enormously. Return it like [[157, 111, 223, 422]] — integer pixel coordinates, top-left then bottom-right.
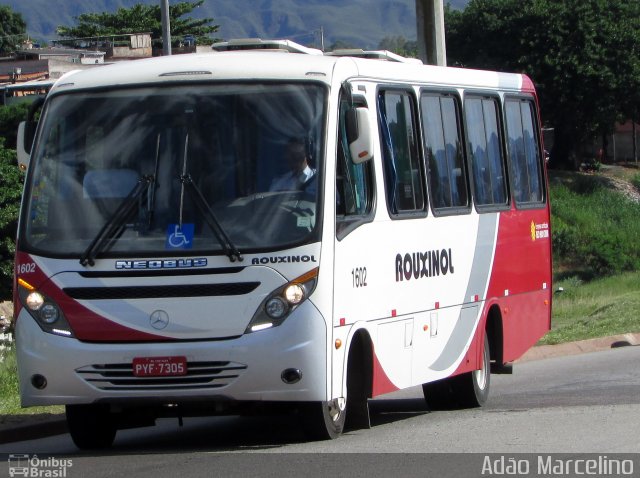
[[166, 223, 194, 249]]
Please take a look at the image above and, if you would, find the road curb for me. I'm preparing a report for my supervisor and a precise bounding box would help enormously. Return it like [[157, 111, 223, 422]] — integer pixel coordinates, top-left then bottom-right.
[[0, 414, 67, 445], [516, 332, 640, 363]]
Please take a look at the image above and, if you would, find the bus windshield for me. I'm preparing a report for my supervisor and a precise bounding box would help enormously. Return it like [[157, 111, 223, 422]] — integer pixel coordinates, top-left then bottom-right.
[[22, 83, 325, 259]]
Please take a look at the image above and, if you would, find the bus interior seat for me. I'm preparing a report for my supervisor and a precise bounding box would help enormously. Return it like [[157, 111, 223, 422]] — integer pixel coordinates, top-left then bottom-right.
[[83, 169, 138, 199]]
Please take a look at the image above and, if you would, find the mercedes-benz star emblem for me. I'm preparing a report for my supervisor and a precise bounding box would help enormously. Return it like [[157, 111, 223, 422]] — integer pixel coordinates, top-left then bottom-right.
[[149, 310, 170, 330]]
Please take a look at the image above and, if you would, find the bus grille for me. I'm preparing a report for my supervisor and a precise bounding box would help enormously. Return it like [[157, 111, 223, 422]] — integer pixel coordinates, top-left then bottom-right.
[[64, 282, 260, 300], [75, 361, 247, 391]]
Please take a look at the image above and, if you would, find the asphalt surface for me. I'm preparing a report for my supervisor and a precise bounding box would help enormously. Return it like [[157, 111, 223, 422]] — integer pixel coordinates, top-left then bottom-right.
[[1, 332, 639, 445]]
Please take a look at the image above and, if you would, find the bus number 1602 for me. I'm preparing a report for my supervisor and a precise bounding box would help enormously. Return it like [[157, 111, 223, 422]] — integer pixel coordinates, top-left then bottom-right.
[[351, 267, 368, 288]]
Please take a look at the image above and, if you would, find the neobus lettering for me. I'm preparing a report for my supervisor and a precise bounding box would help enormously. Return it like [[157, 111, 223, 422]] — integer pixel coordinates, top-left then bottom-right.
[[395, 249, 455, 282], [115, 258, 208, 270], [251, 255, 317, 265]]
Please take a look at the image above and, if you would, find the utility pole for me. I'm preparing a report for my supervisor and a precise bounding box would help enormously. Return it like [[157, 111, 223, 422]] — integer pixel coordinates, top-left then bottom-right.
[[312, 27, 325, 51], [633, 121, 637, 165], [161, 0, 172, 55], [416, 0, 446, 66]]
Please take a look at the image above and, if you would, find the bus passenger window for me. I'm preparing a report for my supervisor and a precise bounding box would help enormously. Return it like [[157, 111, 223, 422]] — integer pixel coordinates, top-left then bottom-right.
[[505, 99, 544, 206], [378, 90, 425, 216], [464, 96, 508, 209], [420, 92, 469, 212]]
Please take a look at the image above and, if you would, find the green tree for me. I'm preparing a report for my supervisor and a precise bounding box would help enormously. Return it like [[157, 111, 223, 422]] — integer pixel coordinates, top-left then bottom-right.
[[56, 0, 219, 47], [0, 5, 27, 55], [328, 40, 360, 51], [0, 103, 28, 299], [0, 103, 29, 150], [377, 36, 418, 58], [0, 139, 24, 299], [445, 0, 640, 170]]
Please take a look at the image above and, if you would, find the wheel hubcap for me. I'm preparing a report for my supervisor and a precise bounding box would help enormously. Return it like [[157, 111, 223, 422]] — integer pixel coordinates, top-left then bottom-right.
[[474, 346, 489, 390], [328, 397, 346, 422]]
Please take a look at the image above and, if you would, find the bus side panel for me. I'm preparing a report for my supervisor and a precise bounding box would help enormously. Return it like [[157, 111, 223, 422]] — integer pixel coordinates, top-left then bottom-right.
[[333, 213, 486, 394], [501, 290, 550, 362], [451, 308, 484, 376], [372, 346, 400, 396], [487, 206, 552, 363]]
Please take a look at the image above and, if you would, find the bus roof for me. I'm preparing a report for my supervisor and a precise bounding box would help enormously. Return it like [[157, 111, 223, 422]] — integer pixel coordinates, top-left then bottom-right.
[[47, 47, 532, 96]]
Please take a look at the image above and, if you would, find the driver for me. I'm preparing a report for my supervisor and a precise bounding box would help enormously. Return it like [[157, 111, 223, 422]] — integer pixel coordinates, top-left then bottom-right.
[[269, 138, 316, 192]]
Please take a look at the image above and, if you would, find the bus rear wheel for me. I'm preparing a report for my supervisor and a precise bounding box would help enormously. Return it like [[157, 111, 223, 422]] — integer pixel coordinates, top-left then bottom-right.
[[66, 404, 117, 449], [452, 334, 491, 407], [422, 334, 491, 409], [301, 398, 346, 440]]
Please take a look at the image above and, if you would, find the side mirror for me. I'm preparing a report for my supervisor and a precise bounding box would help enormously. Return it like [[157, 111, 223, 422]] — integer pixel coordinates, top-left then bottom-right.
[[346, 107, 373, 164], [17, 121, 30, 171], [17, 96, 46, 171]]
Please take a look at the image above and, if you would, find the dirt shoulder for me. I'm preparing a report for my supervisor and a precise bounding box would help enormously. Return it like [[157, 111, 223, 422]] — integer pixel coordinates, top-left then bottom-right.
[[517, 332, 640, 362]]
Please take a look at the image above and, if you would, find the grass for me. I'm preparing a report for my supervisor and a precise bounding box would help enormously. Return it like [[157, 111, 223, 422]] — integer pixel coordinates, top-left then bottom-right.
[[549, 172, 640, 276], [542, 166, 640, 344], [540, 271, 640, 345], [0, 344, 20, 414]]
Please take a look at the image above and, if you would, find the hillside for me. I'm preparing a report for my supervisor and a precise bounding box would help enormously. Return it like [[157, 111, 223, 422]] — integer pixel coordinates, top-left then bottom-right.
[[6, 0, 468, 50], [550, 164, 640, 279]]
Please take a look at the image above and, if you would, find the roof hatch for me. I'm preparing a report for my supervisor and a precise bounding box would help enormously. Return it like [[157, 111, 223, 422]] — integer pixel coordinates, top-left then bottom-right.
[[212, 38, 323, 55]]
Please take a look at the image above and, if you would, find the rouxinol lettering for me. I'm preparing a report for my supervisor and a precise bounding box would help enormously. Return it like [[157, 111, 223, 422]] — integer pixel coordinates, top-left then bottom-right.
[[251, 255, 318, 265], [395, 249, 455, 282]]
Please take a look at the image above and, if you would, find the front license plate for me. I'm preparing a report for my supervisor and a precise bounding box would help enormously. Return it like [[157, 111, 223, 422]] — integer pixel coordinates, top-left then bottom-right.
[[132, 356, 187, 377]]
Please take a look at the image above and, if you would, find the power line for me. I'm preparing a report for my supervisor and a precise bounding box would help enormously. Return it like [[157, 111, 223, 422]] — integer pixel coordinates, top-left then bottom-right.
[[282, 27, 324, 50]]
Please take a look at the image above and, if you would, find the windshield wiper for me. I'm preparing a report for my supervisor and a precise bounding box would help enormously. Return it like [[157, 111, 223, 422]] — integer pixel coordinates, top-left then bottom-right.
[[145, 134, 162, 228], [180, 173, 243, 263], [177, 129, 242, 263], [79, 176, 154, 267]]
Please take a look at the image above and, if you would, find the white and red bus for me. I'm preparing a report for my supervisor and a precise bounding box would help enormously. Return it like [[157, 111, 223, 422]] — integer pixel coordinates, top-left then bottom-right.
[[14, 39, 551, 448]]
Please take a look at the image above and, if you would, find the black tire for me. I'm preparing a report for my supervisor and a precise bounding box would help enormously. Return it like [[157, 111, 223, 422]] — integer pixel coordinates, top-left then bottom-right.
[[423, 334, 491, 410], [301, 399, 346, 440], [302, 336, 371, 439], [66, 404, 117, 450], [344, 338, 371, 431], [452, 334, 491, 408]]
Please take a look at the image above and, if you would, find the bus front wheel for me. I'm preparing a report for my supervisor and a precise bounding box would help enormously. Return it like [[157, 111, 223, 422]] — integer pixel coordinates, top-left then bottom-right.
[[66, 404, 117, 449], [301, 398, 346, 440]]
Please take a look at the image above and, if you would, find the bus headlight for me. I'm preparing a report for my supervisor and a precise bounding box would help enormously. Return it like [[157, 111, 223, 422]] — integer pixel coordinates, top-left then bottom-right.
[[246, 267, 318, 333], [18, 278, 74, 337], [26, 291, 45, 311], [265, 297, 288, 319], [39, 304, 60, 324], [284, 283, 305, 304]]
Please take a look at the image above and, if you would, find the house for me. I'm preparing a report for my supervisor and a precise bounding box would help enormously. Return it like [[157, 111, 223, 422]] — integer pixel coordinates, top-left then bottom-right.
[[0, 46, 106, 104], [0, 33, 209, 104]]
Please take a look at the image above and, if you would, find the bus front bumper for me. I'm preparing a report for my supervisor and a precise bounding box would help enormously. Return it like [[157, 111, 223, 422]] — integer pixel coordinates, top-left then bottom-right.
[[15, 302, 328, 407]]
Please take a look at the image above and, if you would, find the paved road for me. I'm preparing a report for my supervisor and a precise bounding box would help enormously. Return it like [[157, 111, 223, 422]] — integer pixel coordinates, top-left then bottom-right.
[[1, 345, 639, 477]]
